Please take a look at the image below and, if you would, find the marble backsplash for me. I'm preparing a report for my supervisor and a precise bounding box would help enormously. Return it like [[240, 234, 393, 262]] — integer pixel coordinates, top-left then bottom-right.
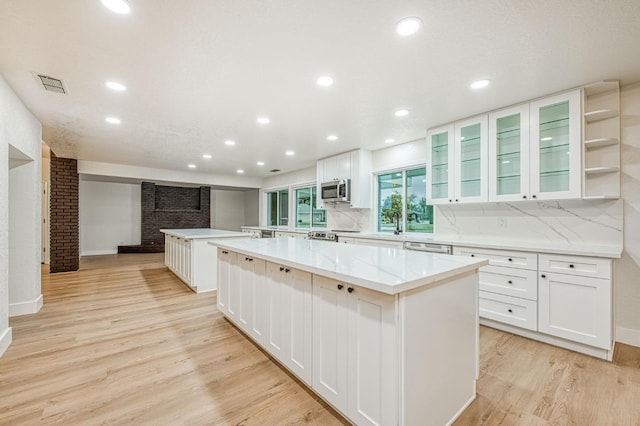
[[325, 203, 371, 232], [434, 199, 623, 251]]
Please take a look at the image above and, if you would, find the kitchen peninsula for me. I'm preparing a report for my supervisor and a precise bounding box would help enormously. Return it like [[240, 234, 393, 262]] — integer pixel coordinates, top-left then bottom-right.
[[160, 228, 251, 293], [210, 237, 488, 425]]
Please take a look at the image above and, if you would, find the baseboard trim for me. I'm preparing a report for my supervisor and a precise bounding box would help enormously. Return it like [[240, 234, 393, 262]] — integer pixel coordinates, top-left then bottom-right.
[[616, 326, 640, 348], [0, 327, 12, 357], [9, 294, 44, 317], [81, 249, 118, 256]]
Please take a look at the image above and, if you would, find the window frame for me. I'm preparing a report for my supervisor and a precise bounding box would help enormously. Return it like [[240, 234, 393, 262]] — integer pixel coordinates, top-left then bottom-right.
[[293, 184, 326, 229]]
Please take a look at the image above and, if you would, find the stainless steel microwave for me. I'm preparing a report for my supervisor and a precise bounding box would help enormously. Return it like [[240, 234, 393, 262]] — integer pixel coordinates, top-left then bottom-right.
[[321, 179, 350, 203]]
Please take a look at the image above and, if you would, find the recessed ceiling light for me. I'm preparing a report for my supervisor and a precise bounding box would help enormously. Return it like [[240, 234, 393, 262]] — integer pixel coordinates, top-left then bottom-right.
[[105, 81, 126, 91], [470, 79, 490, 89], [394, 109, 409, 117], [105, 116, 121, 124], [188, 164, 196, 169], [237, 169, 244, 174], [385, 138, 395, 144], [327, 135, 338, 141], [285, 150, 295, 156], [202, 154, 212, 159], [224, 140, 236, 146], [541, 137, 553, 141], [101, 0, 130, 14], [256, 161, 265, 166], [396, 17, 422, 36], [316, 76, 334, 87], [257, 116, 270, 125]]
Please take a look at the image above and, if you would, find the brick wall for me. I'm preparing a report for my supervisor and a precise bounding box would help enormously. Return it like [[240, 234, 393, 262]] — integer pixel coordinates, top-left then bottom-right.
[[49, 153, 79, 273], [140, 182, 210, 248]]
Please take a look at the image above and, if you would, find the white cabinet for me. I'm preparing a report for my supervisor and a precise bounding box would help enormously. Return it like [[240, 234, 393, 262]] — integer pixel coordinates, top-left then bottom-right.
[[216, 249, 236, 316], [427, 115, 488, 204], [312, 275, 397, 426], [275, 231, 308, 239], [236, 255, 267, 344], [538, 254, 612, 349], [317, 149, 372, 209], [488, 104, 531, 201], [265, 262, 313, 384], [530, 90, 582, 200], [165, 235, 192, 285], [353, 237, 403, 249]]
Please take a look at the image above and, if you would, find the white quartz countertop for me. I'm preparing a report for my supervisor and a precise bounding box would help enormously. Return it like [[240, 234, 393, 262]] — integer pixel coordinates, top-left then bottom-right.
[[210, 237, 487, 295], [161, 228, 250, 240]]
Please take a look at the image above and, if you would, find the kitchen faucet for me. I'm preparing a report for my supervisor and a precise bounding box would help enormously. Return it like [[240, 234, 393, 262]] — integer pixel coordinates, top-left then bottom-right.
[[392, 211, 402, 235]]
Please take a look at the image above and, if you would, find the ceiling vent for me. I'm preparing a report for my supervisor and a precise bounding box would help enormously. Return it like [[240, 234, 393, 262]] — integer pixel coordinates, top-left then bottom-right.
[[269, 169, 281, 173], [35, 73, 67, 94]]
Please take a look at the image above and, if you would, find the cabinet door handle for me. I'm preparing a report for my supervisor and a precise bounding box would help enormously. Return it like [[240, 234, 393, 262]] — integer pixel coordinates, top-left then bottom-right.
[[279, 267, 285, 272], [532, 194, 537, 199], [508, 258, 513, 262], [347, 287, 354, 293], [248, 258, 253, 262], [337, 284, 344, 290], [471, 254, 475, 257], [222, 250, 228, 254], [569, 264, 575, 268], [541, 274, 546, 278], [508, 308, 513, 313], [508, 280, 513, 284], [455, 199, 459, 202], [523, 195, 527, 199], [285, 268, 290, 273]]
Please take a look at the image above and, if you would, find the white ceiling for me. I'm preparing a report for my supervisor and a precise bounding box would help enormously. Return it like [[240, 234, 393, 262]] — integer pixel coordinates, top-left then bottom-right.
[[1, 0, 640, 180]]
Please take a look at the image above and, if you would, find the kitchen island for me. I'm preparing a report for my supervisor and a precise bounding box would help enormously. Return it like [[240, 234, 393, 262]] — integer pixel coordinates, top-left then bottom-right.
[[160, 228, 252, 293], [210, 237, 488, 426]]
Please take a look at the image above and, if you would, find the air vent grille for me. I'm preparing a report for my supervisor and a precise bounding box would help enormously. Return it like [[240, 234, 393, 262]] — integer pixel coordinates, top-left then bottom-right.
[[37, 74, 66, 94], [269, 169, 281, 173]]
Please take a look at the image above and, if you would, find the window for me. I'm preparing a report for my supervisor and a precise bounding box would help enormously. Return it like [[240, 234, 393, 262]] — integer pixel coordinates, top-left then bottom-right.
[[295, 186, 326, 229], [266, 189, 289, 226], [377, 167, 433, 233]]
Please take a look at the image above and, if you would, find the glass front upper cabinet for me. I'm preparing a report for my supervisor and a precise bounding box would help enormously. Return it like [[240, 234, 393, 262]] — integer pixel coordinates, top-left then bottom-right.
[[454, 115, 488, 203], [426, 125, 454, 204], [530, 90, 581, 200], [489, 104, 530, 201]]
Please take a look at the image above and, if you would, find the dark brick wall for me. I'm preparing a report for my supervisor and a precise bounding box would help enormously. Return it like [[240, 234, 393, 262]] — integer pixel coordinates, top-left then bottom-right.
[[141, 182, 210, 248], [49, 153, 79, 273]]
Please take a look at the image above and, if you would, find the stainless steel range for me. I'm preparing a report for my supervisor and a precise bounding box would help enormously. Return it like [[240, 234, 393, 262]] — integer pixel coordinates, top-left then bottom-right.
[[307, 231, 338, 242]]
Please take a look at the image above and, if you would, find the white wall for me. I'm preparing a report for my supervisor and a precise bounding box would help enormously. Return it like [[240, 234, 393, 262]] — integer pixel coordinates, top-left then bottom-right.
[[615, 82, 640, 346], [372, 138, 427, 173], [79, 180, 141, 255], [211, 189, 246, 231], [244, 190, 259, 226], [0, 75, 42, 356]]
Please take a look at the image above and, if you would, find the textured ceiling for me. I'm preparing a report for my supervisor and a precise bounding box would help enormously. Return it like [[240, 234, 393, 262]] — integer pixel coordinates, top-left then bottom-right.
[[1, 0, 640, 179]]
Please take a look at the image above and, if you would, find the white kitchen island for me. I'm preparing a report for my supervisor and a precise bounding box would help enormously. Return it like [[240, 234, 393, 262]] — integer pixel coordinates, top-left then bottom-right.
[[160, 228, 252, 293], [210, 237, 488, 426]]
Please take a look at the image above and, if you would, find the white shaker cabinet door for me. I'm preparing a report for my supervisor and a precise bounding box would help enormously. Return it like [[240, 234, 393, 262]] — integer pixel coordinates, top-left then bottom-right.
[[284, 267, 313, 385], [216, 249, 236, 316]]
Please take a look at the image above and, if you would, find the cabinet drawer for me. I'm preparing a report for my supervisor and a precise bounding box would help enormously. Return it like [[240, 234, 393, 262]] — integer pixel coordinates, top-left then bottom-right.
[[479, 265, 538, 301], [479, 291, 537, 331], [454, 247, 537, 270], [538, 254, 611, 279]]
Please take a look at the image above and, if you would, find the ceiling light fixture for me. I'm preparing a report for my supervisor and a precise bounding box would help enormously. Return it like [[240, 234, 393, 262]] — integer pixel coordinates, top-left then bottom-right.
[[470, 79, 490, 89], [237, 169, 244, 174], [256, 161, 265, 166], [224, 140, 236, 146], [188, 164, 196, 169], [285, 150, 295, 156], [394, 109, 409, 117], [105, 81, 126, 91], [257, 116, 270, 125], [101, 0, 131, 15], [385, 138, 395, 144], [202, 154, 212, 159], [316, 76, 334, 87], [327, 135, 338, 141], [105, 116, 121, 124], [396, 16, 422, 36]]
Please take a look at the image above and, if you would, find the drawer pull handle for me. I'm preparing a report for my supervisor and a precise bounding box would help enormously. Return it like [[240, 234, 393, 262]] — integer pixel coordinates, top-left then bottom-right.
[[348, 287, 354, 293], [508, 258, 513, 262], [471, 254, 475, 257], [222, 250, 228, 254], [541, 274, 546, 278], [285, 268, 291, 273], [508, 280, 513, 284], [522, 195, 527, 199], [569, 264, 575, 268], [337, 284, 344, 290], [532, 194, 537, 199], [279, 267, 285, 272], [508, 308, 513, 313]]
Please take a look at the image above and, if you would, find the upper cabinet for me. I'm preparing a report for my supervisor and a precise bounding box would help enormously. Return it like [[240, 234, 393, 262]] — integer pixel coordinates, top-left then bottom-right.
[[427, 115, 488, 204], [488, 104, 530, 202], [317, 149, 372, 209], [530, 90, 582, 200]]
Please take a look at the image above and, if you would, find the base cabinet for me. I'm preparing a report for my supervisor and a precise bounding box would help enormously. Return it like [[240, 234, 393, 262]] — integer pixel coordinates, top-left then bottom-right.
[[216, 249, 236, 316], [312, 276, 397, 425]]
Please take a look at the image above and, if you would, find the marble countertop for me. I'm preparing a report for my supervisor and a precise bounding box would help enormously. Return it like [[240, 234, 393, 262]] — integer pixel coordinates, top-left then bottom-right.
[[209, 237, 487, 295], [239, 226, 622, 258], [161, 228, 251, 240]]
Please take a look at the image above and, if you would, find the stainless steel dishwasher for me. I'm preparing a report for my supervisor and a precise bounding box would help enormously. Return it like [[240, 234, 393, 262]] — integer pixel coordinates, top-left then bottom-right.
[[403, 241, 453, 255]]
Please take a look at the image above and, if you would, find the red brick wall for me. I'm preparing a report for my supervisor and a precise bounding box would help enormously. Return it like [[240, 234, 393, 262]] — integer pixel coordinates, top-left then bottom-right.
[[49, 153, 79, 273]]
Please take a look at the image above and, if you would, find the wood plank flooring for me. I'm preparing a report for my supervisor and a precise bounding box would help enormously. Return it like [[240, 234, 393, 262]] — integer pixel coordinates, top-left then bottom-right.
[[1, 253, 638, 425]]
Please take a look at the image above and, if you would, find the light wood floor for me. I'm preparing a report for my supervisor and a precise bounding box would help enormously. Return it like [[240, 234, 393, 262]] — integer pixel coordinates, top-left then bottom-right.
[[0, 254, 638, 425]]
